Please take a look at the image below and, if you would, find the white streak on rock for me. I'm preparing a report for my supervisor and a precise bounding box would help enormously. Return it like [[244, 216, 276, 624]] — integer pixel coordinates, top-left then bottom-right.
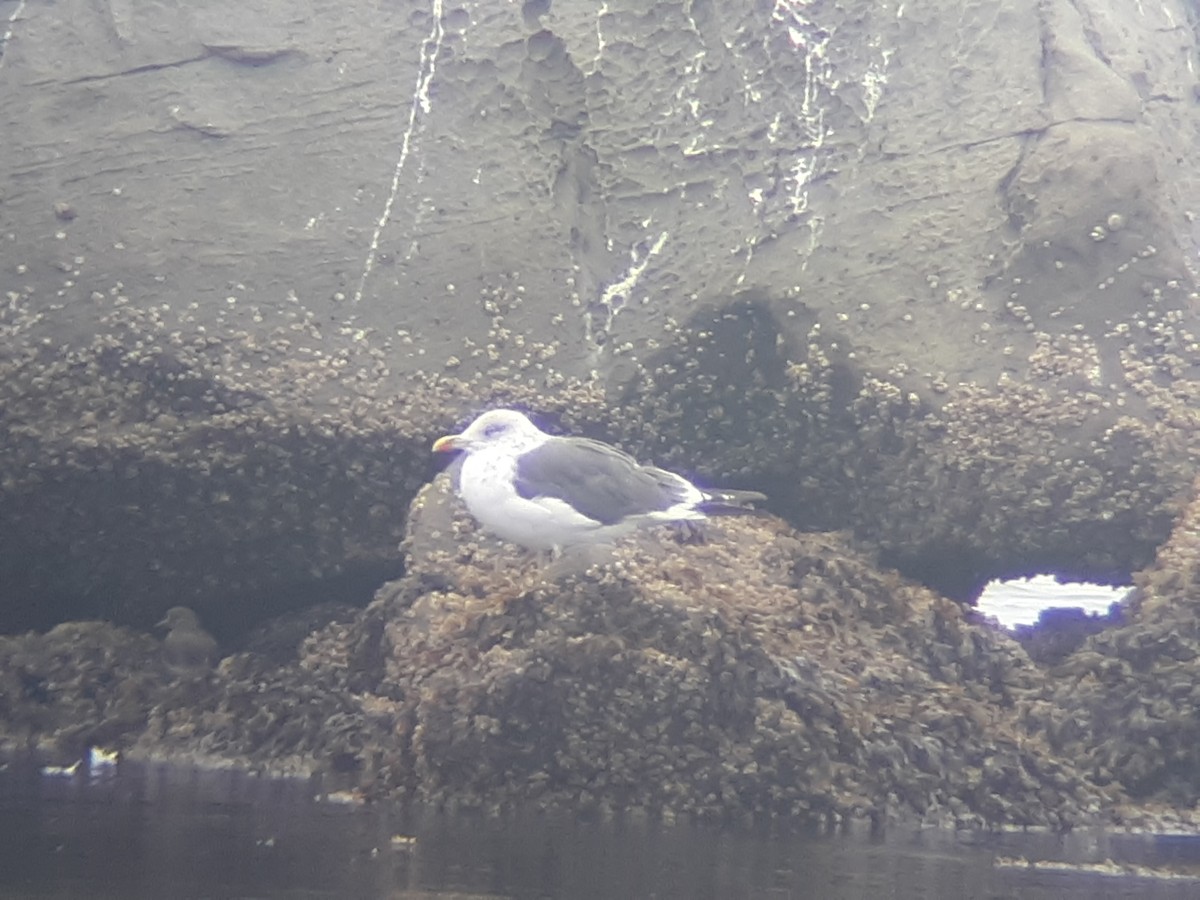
[[589, 2, 608, 74], [862, 47, 893, 122], [770, 0, 832, 226], [592, 230, 670, 339], [353, 0, 446, 305], [0, 0, 28, 72]]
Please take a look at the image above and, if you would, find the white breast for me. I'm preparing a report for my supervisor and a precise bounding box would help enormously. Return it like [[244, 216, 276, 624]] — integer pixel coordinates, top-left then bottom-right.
[[458, 447, 620, 550]]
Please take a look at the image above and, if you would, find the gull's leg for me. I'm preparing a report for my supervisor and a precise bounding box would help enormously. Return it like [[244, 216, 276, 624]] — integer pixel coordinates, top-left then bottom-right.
[[672, 520, 708, 545]]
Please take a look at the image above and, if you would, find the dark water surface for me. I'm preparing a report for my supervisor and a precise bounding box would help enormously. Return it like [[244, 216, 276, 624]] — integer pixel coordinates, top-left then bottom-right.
[[1, 756, 1197, 899]]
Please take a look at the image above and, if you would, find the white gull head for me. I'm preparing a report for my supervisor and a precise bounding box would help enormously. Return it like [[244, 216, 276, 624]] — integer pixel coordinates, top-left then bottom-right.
[[431, 408, 550, 457]]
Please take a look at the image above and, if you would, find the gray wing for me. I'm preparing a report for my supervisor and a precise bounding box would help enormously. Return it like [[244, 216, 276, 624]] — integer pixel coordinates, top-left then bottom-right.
[[513, 438, 693, 525]]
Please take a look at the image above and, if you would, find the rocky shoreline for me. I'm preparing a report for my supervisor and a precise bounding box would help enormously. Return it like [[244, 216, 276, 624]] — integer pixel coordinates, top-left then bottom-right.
[[4, 474, 1199, 832]]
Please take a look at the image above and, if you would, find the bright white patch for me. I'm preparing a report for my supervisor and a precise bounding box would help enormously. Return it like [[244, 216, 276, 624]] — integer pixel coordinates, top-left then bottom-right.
[[976, 575, 1130, 629], [861, 46, 892, 122], [41, 760, 80, 778], [589, 2, 608, 74], [771, 0, 832, 221], [88, 746, 119, 770]]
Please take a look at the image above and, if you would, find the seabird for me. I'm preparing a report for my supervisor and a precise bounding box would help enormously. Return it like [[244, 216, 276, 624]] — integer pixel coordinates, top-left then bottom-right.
[[157, 606, 219, 673], [432, 409, 766, 552]]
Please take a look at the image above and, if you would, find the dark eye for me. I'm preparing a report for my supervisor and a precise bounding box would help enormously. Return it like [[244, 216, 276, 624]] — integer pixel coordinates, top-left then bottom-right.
[[483, 422, 507, 438]]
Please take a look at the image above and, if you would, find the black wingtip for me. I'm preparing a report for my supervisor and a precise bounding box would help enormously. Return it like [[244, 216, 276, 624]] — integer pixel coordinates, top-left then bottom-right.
[[699, 489, 768, 515]]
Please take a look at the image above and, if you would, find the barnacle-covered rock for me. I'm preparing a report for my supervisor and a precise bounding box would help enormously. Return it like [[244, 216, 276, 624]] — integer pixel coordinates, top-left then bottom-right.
[[0, 621, 168, 758], [369, 482, 1106, 827], [1014, 607, 1120, 668], [1033, 476, 1200, 805]]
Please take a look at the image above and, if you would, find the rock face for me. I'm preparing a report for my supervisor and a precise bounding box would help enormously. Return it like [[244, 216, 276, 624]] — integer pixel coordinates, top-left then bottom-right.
[[2, 0, 1200, 625]]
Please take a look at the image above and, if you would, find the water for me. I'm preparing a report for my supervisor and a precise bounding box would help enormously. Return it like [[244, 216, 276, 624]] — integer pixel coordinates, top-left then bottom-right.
[[1, 756, 1198, 899], [976, 575, 1129, 628]]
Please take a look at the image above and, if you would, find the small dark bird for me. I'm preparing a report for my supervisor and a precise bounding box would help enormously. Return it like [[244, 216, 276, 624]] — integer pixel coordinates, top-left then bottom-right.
[[157, 606, 219, 673]]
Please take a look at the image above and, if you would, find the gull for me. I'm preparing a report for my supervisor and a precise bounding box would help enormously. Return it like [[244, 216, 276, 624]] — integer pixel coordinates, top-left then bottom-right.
[[157, 606, 218, 673], [432, 409, 766, 553]]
